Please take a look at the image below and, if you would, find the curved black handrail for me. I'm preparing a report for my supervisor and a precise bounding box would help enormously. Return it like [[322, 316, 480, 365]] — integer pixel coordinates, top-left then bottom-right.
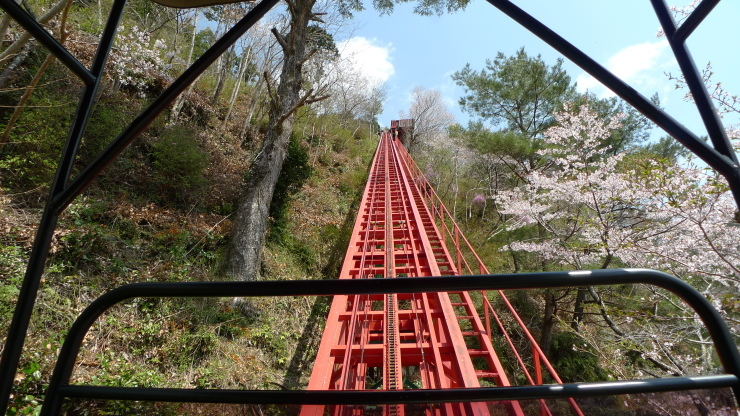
[[41, 269, 740, 414]]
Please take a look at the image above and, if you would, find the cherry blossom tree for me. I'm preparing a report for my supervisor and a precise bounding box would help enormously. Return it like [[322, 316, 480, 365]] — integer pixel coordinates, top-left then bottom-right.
[[499, 102, 739, 282], [108, 26, 167, 94], [497, 101, 739, 377], [400, 86, 455, 153]]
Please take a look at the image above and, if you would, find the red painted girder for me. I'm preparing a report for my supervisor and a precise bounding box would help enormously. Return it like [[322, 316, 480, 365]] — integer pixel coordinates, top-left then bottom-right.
[[302, 134, 528, 416]]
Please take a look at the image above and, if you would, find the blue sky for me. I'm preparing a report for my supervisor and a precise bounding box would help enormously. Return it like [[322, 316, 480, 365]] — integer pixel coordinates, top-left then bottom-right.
[[336, 0, 739, 141]]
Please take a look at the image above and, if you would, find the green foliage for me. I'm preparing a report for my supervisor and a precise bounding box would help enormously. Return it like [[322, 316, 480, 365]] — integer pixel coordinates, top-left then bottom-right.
[[217, 201, 234, 216], [251, 320, 289, 360], [173, 328, 218, 365], [337, 164, 368, 195], [549, 331, 610, 383], [453, 47, 575, 139], [0, 94, 74, 191], [6, 361, 43, 416], [449, 48, 578, 182], [307, 25, 338, 57], [71, 0, 105, 35], [453, 121, 536, 161], [0, 246, 26, 320], [338, 0, 471, 16], [79, 103, 131, 164], [150, 125, 209, 203], [633, 135, 693, 162], [268, 133, 312, 244], [193, 28, 216, 61], [2, 247, 77, 416]]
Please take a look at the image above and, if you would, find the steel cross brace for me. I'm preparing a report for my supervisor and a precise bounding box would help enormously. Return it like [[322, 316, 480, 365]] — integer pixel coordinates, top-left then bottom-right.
[[0, 0, 280, 411], [485, 0, 740, 211]]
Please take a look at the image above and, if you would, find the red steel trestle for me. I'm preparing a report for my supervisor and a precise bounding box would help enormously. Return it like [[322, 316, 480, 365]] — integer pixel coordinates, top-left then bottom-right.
[[302, 133, 577, 415]]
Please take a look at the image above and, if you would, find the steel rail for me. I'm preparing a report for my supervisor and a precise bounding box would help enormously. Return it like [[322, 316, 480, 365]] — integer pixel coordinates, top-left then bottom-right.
[[388, 136, 469, 415], [41, 269, 740, 413], [395, 140, 580, 415], [388, 135, 501, 415], [396, 141, 584, 416], [301, 139, 385, 415], [393, 148, 434, 393]]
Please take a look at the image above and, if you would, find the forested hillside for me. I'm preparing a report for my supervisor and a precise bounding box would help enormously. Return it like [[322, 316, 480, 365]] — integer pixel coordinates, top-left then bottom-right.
[[0, 1, 384, 413], [412, 48, 740, 389], [0, 0, 738, 415]]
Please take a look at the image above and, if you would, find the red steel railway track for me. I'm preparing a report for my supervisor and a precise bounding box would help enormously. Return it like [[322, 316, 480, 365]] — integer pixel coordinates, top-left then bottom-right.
[[301, 130, 583, 416]]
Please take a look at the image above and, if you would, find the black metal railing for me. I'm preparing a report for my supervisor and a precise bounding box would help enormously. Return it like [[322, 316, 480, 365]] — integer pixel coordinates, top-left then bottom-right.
[[0, 1, 280, 409], [40, 269, 740, 414]]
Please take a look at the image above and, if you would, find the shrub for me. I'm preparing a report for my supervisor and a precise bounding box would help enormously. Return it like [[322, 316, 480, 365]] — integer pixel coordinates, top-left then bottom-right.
[[79, 103, 131, 164], [150, 125, 208, 204], [0, 246, 26, 326], [0, 94, 74, 191], [549, 331, 610, 383], [268, 133, 312, 244]]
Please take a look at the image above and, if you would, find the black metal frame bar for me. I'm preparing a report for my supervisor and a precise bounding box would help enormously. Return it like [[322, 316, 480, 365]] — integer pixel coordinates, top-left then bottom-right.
[[51, 376, 739, 404], [41, 269, 740, 414], [674, 0, 718, 42], [0, 0, 126, 408], [0, 0, 95, 84], [651, 0, 735, 163], [485, 0, 740, 209], [0, 0, 280, 412], [1, 0, 738, 413]]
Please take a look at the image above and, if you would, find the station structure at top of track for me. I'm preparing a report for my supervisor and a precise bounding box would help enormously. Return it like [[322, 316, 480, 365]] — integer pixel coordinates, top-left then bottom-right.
[[301, 122, 583, 416]]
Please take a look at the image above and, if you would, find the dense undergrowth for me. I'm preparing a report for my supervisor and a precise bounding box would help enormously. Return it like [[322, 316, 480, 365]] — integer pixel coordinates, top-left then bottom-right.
[[0, 52, 378, 414]]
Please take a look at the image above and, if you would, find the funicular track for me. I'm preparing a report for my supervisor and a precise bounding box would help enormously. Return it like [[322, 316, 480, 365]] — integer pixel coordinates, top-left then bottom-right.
[[302, 133, 581, 416], [3, 0, 740, 414]]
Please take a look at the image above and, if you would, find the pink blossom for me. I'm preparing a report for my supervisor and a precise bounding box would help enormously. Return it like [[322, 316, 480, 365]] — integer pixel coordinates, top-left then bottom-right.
[[472, 194, 485, 207]]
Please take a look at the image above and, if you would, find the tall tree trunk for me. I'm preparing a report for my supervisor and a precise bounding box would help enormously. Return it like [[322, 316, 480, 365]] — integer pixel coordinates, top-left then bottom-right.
[[239, 79, 264, 139], [572, 255, 612, 330], [224, 46, 250, 125], [571, 287, 588, 331], [170, 10, 198, 122], [211, 51, 227, 105], [228, 0, 317, 281], [539, 290, 556, 358]]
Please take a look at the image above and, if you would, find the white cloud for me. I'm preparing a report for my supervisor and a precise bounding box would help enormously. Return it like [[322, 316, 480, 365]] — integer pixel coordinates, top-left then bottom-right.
[[337, 37, 395, 83], [576, 40, 676, 99]]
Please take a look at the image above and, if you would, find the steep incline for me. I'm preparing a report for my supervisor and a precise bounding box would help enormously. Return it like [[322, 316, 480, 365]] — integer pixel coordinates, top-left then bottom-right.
[[302, 132, 581, 416]]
